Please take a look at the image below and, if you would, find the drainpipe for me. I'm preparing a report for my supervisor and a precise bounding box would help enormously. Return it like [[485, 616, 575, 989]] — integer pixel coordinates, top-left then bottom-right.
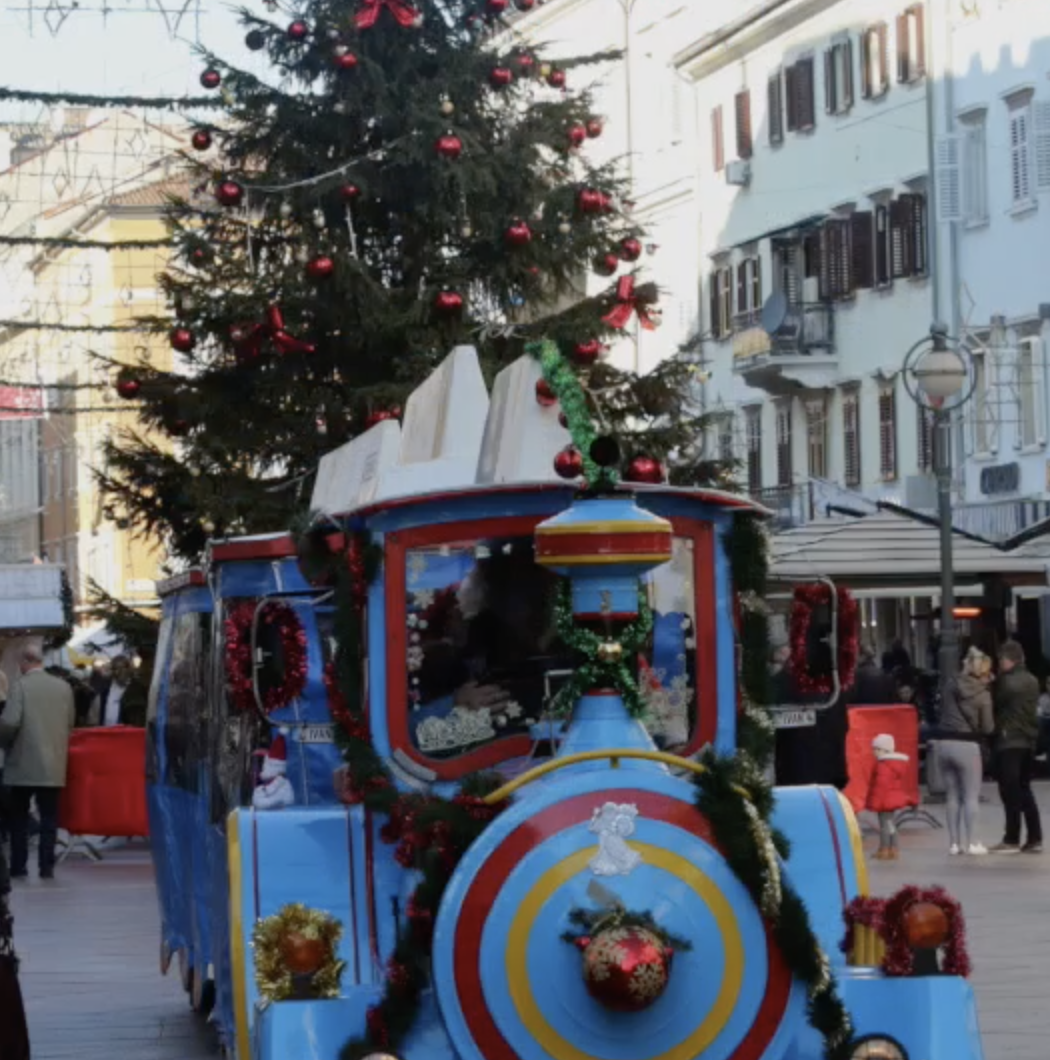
[[924, 0, 941, 325], [620, 0, 640, 373]]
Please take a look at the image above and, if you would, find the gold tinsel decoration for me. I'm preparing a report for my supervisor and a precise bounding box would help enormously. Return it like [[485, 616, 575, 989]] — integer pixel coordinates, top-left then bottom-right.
[[252, 903, 345, 1004]]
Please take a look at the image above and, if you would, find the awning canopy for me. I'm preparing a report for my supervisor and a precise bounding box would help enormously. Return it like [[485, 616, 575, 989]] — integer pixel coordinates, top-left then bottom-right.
[[770, 511, 1050, 586], [0, 564, 65, 633]]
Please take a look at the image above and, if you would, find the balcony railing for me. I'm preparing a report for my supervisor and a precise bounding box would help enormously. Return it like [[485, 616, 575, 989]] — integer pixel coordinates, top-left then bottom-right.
[[731, 303, 835, 367], [748, 483, 816, 530]]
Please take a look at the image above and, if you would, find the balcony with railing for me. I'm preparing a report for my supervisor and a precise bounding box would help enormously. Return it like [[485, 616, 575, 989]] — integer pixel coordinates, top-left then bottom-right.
[[731, 302, 836, 396]]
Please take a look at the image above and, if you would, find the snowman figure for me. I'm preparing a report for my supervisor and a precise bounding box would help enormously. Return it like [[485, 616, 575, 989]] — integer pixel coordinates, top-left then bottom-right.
[[252, 730, 295, 811]]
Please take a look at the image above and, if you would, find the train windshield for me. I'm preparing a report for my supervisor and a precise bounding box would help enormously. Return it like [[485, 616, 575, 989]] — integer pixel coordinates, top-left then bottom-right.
[[404, 533, 698, 760]]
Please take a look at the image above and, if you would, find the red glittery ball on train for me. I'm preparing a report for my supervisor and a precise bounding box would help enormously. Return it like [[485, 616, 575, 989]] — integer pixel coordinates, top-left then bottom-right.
[[577, 926, 673, 1012]]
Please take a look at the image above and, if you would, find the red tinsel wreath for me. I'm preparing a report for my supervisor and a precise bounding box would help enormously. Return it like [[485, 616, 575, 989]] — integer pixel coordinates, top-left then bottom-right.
[[842, 887, 970, 978], [224, 600, 308, 714], [787, 583, 859, 695]]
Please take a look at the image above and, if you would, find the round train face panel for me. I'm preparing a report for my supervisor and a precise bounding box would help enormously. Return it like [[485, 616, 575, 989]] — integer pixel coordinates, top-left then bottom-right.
[[433, 775, 800, 1060]]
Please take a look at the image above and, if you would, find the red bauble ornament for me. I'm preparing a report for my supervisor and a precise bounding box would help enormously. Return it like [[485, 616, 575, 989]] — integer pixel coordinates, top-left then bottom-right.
[[515, 54, 536, 74], [335, 51, 359, 71], [554, 447, 583, 479], [620, 237, 643, 262], [586, 117, 604, 138], [281, 933, 327, 976], [624, 455, 665, 484], [305, 255, 335, 280], [572, 339, 602, 365], [365, 410, 398, 429], [485, 0, 508, 14], [215, 180, 244, 208], [200, 68, 221, 89], [580, 926, 672, 1012], [170, 327, 196, 353], [568, 124, 587, 148], [594, 253, 620, 277], [577, 188, 604, 214], [433, 289, 465, 316], [903, 902, 951, 950], [489, 67, 514, 89], [504, 219, 533, 247], [340, 183, 362, 202], [436, 133, 463, 160], [515, 0, 536, 8], [191, 247, 209, 266], [288, 20, 308, 40], [169, 419, 190, 436], [191, 130, 212, 151], [116, 377, 141, 400], [558, 411, 569, 428], [547, 68, 567, 89], [535, 379, 557, 407]]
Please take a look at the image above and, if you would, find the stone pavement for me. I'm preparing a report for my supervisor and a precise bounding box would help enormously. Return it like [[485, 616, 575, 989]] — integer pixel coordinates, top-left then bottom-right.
[[7, 786, 1049, 1060]]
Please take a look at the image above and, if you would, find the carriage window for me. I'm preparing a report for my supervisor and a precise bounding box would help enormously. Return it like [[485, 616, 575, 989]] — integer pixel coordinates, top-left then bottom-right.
[[404, 534, 698, 759], [165, 612, 207, 792], [145, 616, 176, 783]]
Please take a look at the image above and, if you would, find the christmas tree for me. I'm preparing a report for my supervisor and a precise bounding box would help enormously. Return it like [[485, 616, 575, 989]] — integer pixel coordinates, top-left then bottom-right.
[[98, 0, 723, 563]]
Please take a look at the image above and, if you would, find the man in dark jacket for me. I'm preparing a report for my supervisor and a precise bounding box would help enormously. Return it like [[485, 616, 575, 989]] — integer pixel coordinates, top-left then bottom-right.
[[992, 640, 1042, 853], [851, 647, 898, 705]]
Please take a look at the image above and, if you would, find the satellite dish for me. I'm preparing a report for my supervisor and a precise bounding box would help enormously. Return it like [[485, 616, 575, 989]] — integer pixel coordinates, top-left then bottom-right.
[[760, 292, 788, 335]]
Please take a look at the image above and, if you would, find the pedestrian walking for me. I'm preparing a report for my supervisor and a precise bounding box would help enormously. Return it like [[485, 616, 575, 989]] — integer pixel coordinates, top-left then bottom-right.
[[991, 640, 1043, 854], [867, 733, 911, 860], [0, 645, 76, 879], [933, 646, 994, 856]]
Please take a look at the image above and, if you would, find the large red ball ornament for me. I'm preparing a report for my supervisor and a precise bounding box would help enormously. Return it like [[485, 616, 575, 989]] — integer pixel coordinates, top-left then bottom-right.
[[116, 377, 141, 400], [505, 219, 532, 247], [568, 124, 587, 148], [340, 183, 362, 203], [620, 237, 643, 262], [547, 68, 567, 89], [200, 68, 222, 89], [288, 20, 308, 40], [535, 379, 557, 408], [515, 54, 536, 74], [577, 188, 604, 214], [170, 327, 196, 353], [215, 180, 245, 208], [594, 253, 620, 277], [281, 932, 328, 976], [515, 0, 536, 8], [191, 130, 212, 151], [579, 926, 673, 1012], [305, 255, 335, 280], [554, 447, 584, 479], [903, 902, 950, 950], [624, 456, 665, 485], [436, 133, 463, 160], [486, 0, 508, 14], [572, 339, 603, 366], [335, 51, 359, 71], [586, 117, 604, 138], [433, 289, 465, 316], [489, 67, 514, 89]]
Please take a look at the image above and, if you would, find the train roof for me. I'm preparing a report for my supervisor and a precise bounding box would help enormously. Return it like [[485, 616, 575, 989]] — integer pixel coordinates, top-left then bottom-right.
[[207, 533, 298, 563]]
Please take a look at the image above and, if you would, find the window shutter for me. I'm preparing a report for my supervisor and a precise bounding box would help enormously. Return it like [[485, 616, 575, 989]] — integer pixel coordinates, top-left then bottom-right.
[[819, 224, 834, 300], [910, 193, 928, 275], [785, 65, 799, 131], [889, 198, 912, 278], [935, 134, 963, 222], [1033, 100, 1050, 192], [768, 75, 784, 145], [1010, 108, 1031, 203], [911, 6, 926, 78], [709, 273, 721, 338], [836, 219, 853, 296], [795, 58, 816, 129], [735, 89, 753, 159], [751, 258, 762, 310], [877, 24, 889, 93], [860, 30, 873, 99], [896, 13, 909, 83], [874, 204, 891, 286], [842, 39, 855, 109], [850, 211, 874, 289], [879, 387, 898, 479], [712, 105, 724, 172], [824, 48, 837, 114], [736, 262, 747, 316]]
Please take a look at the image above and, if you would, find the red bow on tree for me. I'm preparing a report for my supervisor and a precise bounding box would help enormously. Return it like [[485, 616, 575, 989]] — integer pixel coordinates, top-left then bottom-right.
[[232, 304, 316, 360], [602, 276, 658, 331], [355, 0, 420, 29]]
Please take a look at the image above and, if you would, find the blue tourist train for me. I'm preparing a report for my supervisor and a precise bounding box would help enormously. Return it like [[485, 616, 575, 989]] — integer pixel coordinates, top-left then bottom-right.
[[146, 348, 985, 1060]]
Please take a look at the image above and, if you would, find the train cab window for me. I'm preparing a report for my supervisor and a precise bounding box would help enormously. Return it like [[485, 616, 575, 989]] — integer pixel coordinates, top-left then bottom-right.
[[404, 533, 698, 761], [165, 613, 208, 792]]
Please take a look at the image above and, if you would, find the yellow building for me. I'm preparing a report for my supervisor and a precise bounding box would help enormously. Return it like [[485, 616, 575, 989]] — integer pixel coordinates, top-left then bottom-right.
[[0, 110, 188, 620]]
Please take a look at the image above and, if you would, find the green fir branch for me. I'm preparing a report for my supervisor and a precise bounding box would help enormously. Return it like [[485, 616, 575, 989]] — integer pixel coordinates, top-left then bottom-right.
[[0, 86, 225, 110]]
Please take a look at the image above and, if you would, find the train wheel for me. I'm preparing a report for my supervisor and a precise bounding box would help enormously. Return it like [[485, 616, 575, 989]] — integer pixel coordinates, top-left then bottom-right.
[[177, 949, 192, 994], [160, 937, 173, 977], [190, 965, 216, 1017]]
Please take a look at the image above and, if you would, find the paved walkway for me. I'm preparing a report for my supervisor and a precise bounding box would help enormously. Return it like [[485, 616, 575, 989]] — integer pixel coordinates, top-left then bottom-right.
[[7, 786, 1050, 1060]]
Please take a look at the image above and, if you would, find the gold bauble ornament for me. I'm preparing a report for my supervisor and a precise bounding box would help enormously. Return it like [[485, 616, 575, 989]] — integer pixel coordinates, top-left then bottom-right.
[[596, 640, 624, 664]]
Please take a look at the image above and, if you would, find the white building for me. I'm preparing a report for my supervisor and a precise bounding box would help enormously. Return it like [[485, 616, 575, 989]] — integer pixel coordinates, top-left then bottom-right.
[[928, 0, 1050, 539]]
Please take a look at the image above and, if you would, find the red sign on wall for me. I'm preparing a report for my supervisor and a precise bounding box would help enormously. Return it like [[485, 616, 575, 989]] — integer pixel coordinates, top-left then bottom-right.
[[0, 386, 44, 419]]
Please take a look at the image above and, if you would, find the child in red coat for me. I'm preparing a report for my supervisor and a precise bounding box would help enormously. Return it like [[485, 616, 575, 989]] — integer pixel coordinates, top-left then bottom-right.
[[867, 733, 911, 860]]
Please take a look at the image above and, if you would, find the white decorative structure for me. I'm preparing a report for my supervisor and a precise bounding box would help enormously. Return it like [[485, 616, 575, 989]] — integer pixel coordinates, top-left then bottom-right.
[[476, 354, 572, 484], [0, 564, 65, 632], [310, 419, 402, 516]]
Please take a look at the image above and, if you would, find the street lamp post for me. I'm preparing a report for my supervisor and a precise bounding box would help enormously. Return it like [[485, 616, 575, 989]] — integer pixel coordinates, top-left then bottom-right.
[[902, 324, 973, 705]]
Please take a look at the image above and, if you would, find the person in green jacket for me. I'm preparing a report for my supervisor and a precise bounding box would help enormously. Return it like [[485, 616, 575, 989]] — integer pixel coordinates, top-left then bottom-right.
[[992, 640, 1043, 854]]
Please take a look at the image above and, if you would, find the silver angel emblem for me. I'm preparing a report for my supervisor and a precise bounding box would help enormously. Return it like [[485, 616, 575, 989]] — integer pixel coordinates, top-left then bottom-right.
[[588, 802, 642, 877]]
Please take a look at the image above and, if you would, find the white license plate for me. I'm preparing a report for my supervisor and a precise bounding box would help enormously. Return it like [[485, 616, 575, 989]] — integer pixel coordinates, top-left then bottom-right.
[[297, 724, 336, 744], [771, 709, 816, 729]]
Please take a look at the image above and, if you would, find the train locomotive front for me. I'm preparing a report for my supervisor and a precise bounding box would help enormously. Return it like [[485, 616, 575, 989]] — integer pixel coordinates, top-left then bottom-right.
[[219, 481, 984, 1060]]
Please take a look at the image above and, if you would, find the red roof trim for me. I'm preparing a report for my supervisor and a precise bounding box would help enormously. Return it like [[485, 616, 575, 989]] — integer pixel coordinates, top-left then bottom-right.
[[209, 534, 297, 562]]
